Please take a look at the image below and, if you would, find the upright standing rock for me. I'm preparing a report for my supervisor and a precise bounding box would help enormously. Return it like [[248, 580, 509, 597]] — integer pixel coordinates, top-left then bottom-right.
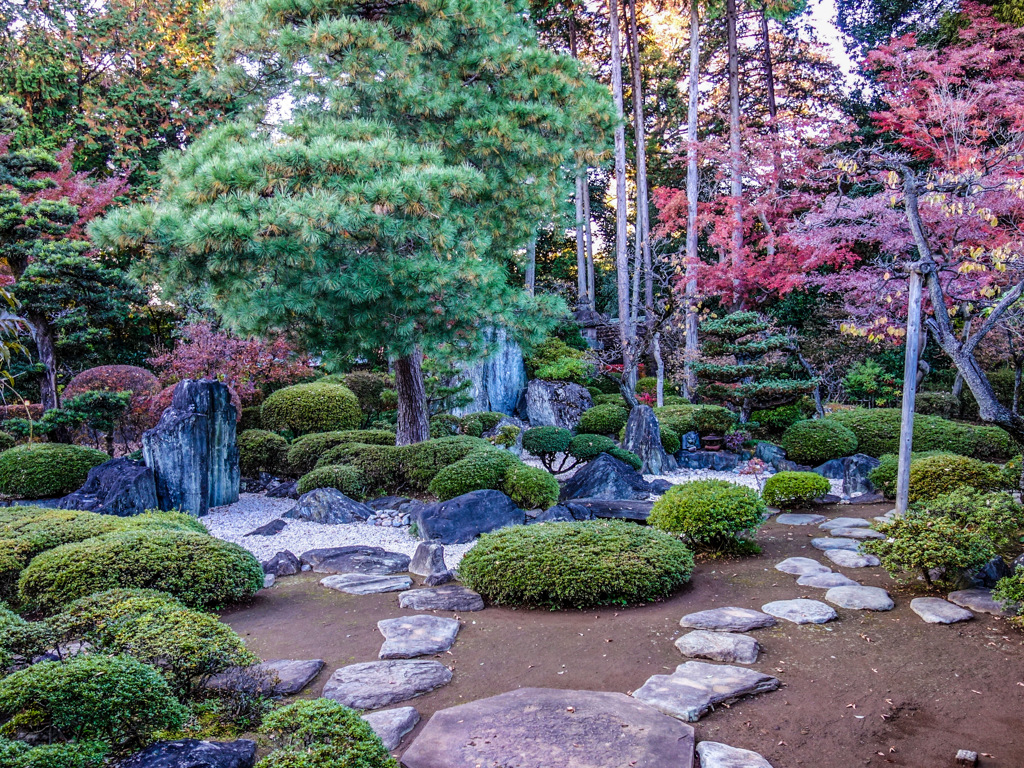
[[450, 328, 527, 416], [524, 379, 593, 428], [623, 405, 676, 475], [143, 379, 239, 516]]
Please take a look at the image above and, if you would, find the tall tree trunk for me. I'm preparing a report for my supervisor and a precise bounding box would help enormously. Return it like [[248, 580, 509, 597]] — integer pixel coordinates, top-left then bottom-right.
[[582, 178, 596, 311], [653, 331, 665, 407], [626, 0, 653, 316], [727, 0, 744, 308], [759, 8, 778, 123], [683, 0, 701, 400], [27, 311, 59, 411], [525, 237, 536, 297], [394, 350, 430, 446], [575, 174, 589, 310]]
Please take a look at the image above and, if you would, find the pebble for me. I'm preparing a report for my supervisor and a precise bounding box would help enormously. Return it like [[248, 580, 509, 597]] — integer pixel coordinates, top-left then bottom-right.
[[775, 557, 831, 576], [632, 661, 780, 722], [910, 597, 974, 624], [824, 549, 880, 568], [761, 598, 837, 624], [811, 537, 861, 551], [679, 607, 777, 632], [824, 585, 894, 611], [320, 573, 413, 595], [675, 630, 760, 664]]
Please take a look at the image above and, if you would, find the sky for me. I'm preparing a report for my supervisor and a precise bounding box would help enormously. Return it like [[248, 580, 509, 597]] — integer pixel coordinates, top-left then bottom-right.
[[809, 0, 858, 83]]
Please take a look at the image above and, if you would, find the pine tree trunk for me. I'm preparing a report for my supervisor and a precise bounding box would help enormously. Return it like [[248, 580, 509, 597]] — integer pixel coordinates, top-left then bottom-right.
[[394, 350, 430, 446], [575, 174, 589, 309], [760, 9, 778, 123], [626, 0, 653, 316], [525, 237, 536, 297], [582, 178, 596, 310], [28, 311, 59, 411], [683, 0, 701, 401], [653, 331, 664, 407], [727, 0, 744, 308]]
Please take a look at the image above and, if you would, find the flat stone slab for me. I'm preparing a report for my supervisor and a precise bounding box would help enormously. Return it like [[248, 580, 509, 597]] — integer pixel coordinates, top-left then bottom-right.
[[401, 688, 695, 768], [696, 741, 774, 768], [762, 599, 837, 624], [206, 658, 324, 696], [675, 631, 760, 664], [775, 513, 827, 525], [819, 517, 871, 530], [774, 557, 830, 576], [632, 661, 779, 722], [824, 549, 880, 569], [322, 660, 452, 710], [811, 537, 860, 551], [378, 615, 460, 659], [321, 573, 412, 595], [825, 585, 894, 611], [829, 526, 885, 540], [679, 607, 776, 632], [362, 706, 420, 751], [796, 572, 860, 589], [302, 545, 411, 575], [911, 597, 974, 624], [398, 585, 485, 612], [947, 588, 1011, 616]]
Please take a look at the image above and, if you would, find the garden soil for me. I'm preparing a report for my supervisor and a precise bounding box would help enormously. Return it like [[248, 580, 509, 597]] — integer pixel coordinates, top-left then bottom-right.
[[220, 502, 1024, 768]]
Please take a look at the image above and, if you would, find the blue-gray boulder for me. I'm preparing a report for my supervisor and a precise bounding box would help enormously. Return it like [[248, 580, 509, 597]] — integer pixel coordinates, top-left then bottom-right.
[[415, 490, 524, 544]]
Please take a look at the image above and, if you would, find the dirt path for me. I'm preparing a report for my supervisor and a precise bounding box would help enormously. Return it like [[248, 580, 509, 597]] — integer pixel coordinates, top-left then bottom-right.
[[220, 502, 1024, 767]]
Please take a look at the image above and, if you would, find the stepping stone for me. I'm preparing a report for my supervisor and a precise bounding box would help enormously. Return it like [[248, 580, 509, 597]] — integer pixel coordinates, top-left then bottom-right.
[[322, 660, 453, 710], [775, 513, 827, 525], [321, 573, 412, 595], [632, 661, 779, 722], [675, 630, 760, 664], [361, 706, 420, 750], [811, 537, 860, 551], [378, 615, 460, 659], [206, 658, 324, 696], [829, 526, 885, 540], [775, 557, 830, 576], [947, 588, 1012, 616], [825, 549, 880, 568], [398, 585, 485, 612], [697, 741, 774, 768], [796, 572, 860, 589], [762, 599, 837, 624], [401, 688, 695, 768], [819, 517, 871, 530], [301, 545, 410, 575], [679, 607, 776, 632], [825, 585, 894, 611], [911, 597, 974, 624]]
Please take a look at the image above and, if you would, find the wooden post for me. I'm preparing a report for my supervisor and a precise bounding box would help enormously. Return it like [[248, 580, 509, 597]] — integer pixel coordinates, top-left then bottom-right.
[[895, 264, 924, 514]]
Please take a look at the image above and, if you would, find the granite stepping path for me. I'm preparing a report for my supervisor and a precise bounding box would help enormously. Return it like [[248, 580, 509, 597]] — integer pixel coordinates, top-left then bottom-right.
[[910, 597, 974, 624], [378, 615, 460, 659], [361, 706, 420, 751], [775, 557, 831, 576], [824, 585, 894, 611], [675, 630, 760, 664], [824, 549, 880, 568], [796, 572, 860, 589], [819, 517, 871, 530], [632, 661, 780, 722], [206, 658, 324, 696], [762, 599, 837, 624], [398, 585, 485, 612], [829, 526, 885, 540], [321, 660, 452, 710], [775, 513, 827, 526], [947, 588, 1012, 616], [811, 537, 860, 552], [697, 741, 774, 768], [679, 607, 776, 632], [321, 574, 413, 595]]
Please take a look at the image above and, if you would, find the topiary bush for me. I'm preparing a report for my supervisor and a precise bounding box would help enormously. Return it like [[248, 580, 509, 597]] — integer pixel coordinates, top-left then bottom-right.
[[0, 444, 109, 499], [526, 337, 591, 385], [762, 471, 831, 507], [649, 480, 766, 551], [501, 464, 559, 510], [459, 520, 695, 609], [288, 429, 396, 474], [427, 449, 518, 501], [608, 447, 642, 470], [779, 419, 857, 466], [258, 698, 396, 768], [577, 403, 628, 436], [868, 450, 951, 498], [653, 404, 737, 437], [907, 454, 1006, 502], [429, 414, 461, 439], [660, 426, 681, 455], [238, 429, 290, 477], [401, 436, 491, 490], [458, 411, 505, 438], [749, 404, 806, 439], [592, 393, 627, 408], [260, 382, 361, 436], [566, 433, 616, 463], [342, 371, 395, 421], [297, 464, 367, 498], [0, 653, 186, 750], [19, 529, 264, 613]]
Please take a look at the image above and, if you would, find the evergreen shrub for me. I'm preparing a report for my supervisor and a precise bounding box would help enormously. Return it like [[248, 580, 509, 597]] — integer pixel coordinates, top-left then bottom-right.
[[260, 382, 361, 436], [427, 449, 518, 500], [577, 403, 628, 436], [502, 464, 559, 510], [907, 454, 1005, 502], [238, 429, 290, 477], [780, 419, 857, 466], [653, 404, 737, 436], [566, 433, 616, 462], [297, 464, 367, 499], [258, 698, 396, 768], [649, 480, 766, 550], [762, 471, 831, 506], [0, 736, 107, 768], [863, 514, 994, 586], [660, 427, 681, 455], [994, 572, 1024, 628], [749, 404, 805, 438], [608, 447, 642, 470], [289, 429, 395, 474], [0, 444, 109, 499]]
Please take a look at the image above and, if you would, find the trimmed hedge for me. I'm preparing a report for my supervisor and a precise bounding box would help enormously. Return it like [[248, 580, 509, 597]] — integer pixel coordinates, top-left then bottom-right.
[[522, 426, 572, 456], [566, 433, 616, 462], [502, 464, 559, 510], [914, 391, 961, 419], [654, 404, 737, 437], [459, 520, 695, 609], [427, 449, 518, 501], [259, 698, 397, 768], [19, 529, 264, 613], [260, 382, 361, 436], [660, 427, 681, 455], [762, 471, 831, 507], [0, 736, 108, 768], [780, 419, 857, 466], [297, 464, 367, 498], [868, 450, 952, 498], [578, 403, 628, 436], [289, 429, 396, 474], [750, 404, 806, 439], [238, 429, 290, 477], [649, 480, 766, 550], [0, 444, 109, 499], [906, 454, 1006, 502]]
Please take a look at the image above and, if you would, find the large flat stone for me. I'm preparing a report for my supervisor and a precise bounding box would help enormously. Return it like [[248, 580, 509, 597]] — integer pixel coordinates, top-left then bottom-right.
[[415, 490, 524, 544], [378, 615, 460, 659], [361, 706, 420, 751], [321, 660, 452, 710], [911, 597, 974, 624], [398, 586, 485, 612], [775, 513, 827, 526], [829, 526, 885, 540], [811, 537, 860, 551], [564, 498, 653, 521], [819, 517, 871, 530], [696, 741, 774, 768], [824, 549, 880, 569], [796, 572, 860, 589], [301, 545, 411, 575], [320, 573, 412, 595], [117, 739, 256, 768], [401, 688, 694, 768], [679, 607, 776, 632], [825, 585, 894, 611], [675, 631, 760, 664], [205, 658, 323, 696], [947, 588, 1012, 616], [762, 599, 837, 624], [632, 661, 779, 722], [774, 557, 830, 576]]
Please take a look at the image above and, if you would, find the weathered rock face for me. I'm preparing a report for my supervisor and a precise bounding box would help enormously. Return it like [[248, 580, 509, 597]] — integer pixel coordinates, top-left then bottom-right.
[[813, 458, 846, 479], [409, 542, 448, 580], [300, 545, 411, 575], [843, 453, 880, 495], [754, 441, 786, 467], [482, 416, 527, 457], [57, 458, 157, 517], [623, 405, 677, 475], [524, 379, 593, 429], [675, 451, 739, 471], [563, 498, 652, 521], [283, 488, 372, 524], [414, 490, 524, 544], [262, 550, 300, 576], [142, 379, 239, 516], [559, 453, 651, 502], [117, 739, 256, 768], [450, 328, 528, 417]]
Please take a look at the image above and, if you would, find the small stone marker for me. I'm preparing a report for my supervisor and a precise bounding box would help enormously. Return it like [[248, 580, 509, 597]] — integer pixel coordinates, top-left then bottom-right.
[[679, 607, 777, 632], [824, 549, 880, 568], [361, 706, 420, 751], [675, 630, 760, 664], [322, 660, 453, 710], [696, 741, 774, 768], [320, 573, 412, 595], [632, 661, 779, 722], [398, 585, 485, 612], [819, 517, 871, 530], [796, 572, 860, 589], [947, 588, 1011, 616], [378, 615, 460, 659], [775, 513, 827, 526], [829, 526, 885, 540], [811, 537, 861, 551], [955, 749, 978, 766], [824, 585, 894, 611], [409, 542, 447, 579], [775, 557, 831, 576], [910, 597, 974, 624], [762, 598, 837, 624]]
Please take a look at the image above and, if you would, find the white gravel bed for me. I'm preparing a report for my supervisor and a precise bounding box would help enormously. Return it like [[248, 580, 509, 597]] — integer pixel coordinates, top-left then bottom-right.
[[203, 494, 478, 567]]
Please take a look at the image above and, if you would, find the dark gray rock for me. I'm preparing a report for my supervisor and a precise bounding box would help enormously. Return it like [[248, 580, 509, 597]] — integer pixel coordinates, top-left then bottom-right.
[[283, 488, 372, 524], [424, 569, 455, 586], [526, 504, 578, 524], [414, 490, 524, 544], [680, 431, 700, 452], [559, 453, 650, 502], [563, 498, 653, 521], [57, 458, 158, 517], [843, 453, 880, 495], [962, 556, 1012, 589], [819, 517, 871, 530], [262, 550, 300, 576], [368, 495, 413, 511], [675, 450, 739, 471], [117, 739, 255, 768], [649, 479, 673, 494], [754, 441, 785, 466], [206, 659, 324, 697], [813, 458, 846, 479], [813, 493, 843, 504], [853, 491, 886, 503], [524, 379, 593, 429], [623, 405, 677, 474], [361, 706, 420, 751], [265, 479, 299, 499], [776, 458, 811, 472], [321, 660, 453, 710], [321, 573, 413, 594], [409, 543, 447, 579], [399, 586, 485, 612], [142, 379, 239, 516], [633, 661, 780, 722], [301, 545, 411, 575], [245, 519, 286, 537]]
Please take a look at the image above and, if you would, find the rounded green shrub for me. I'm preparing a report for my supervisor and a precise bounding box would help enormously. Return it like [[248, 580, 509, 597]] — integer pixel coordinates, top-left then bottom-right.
[[660, 427, 681, 455], [608, 447, 642, 470], [19, 529, 264, 613], [522, 426, 572, 457], [239, 406, 263, 433], [0, 736, 108, 768], [750, 404, 805, 439], [914, 391, 961, 419], [654, 404, 737, 437], [289, 429, 396, 474], [343, 371, 394, 418], [907, 454, 1005, 502], [429, 414, 461, 438], [297, 464, 367, 498], [324, 443, 404, 492], [0, 600, 52, 670], [566, 433, 616, 462], [459, 520, 694, 609], [762, 471, 831, 507], [592, 393, 626, 407], [502, 464, 559, 510], [863, 513, 995, 586], [780, 419, 857, 466], [238, 429, 290, 477], [427, 449, 518, 500], [578, 403, 628, 436], [401, 436, 490, 490], [0, 432, 14, 453], [868, 451, 952, 498], [0, 444, 109, 499], [635, 376, 658, 396], [459, 412, 504, 438], [260, 382, 361, 436], [994, 572, 1024, 627], [649, 480, 766, 550], [258, 698, 396, 768], [0, 653, 186, 749]]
